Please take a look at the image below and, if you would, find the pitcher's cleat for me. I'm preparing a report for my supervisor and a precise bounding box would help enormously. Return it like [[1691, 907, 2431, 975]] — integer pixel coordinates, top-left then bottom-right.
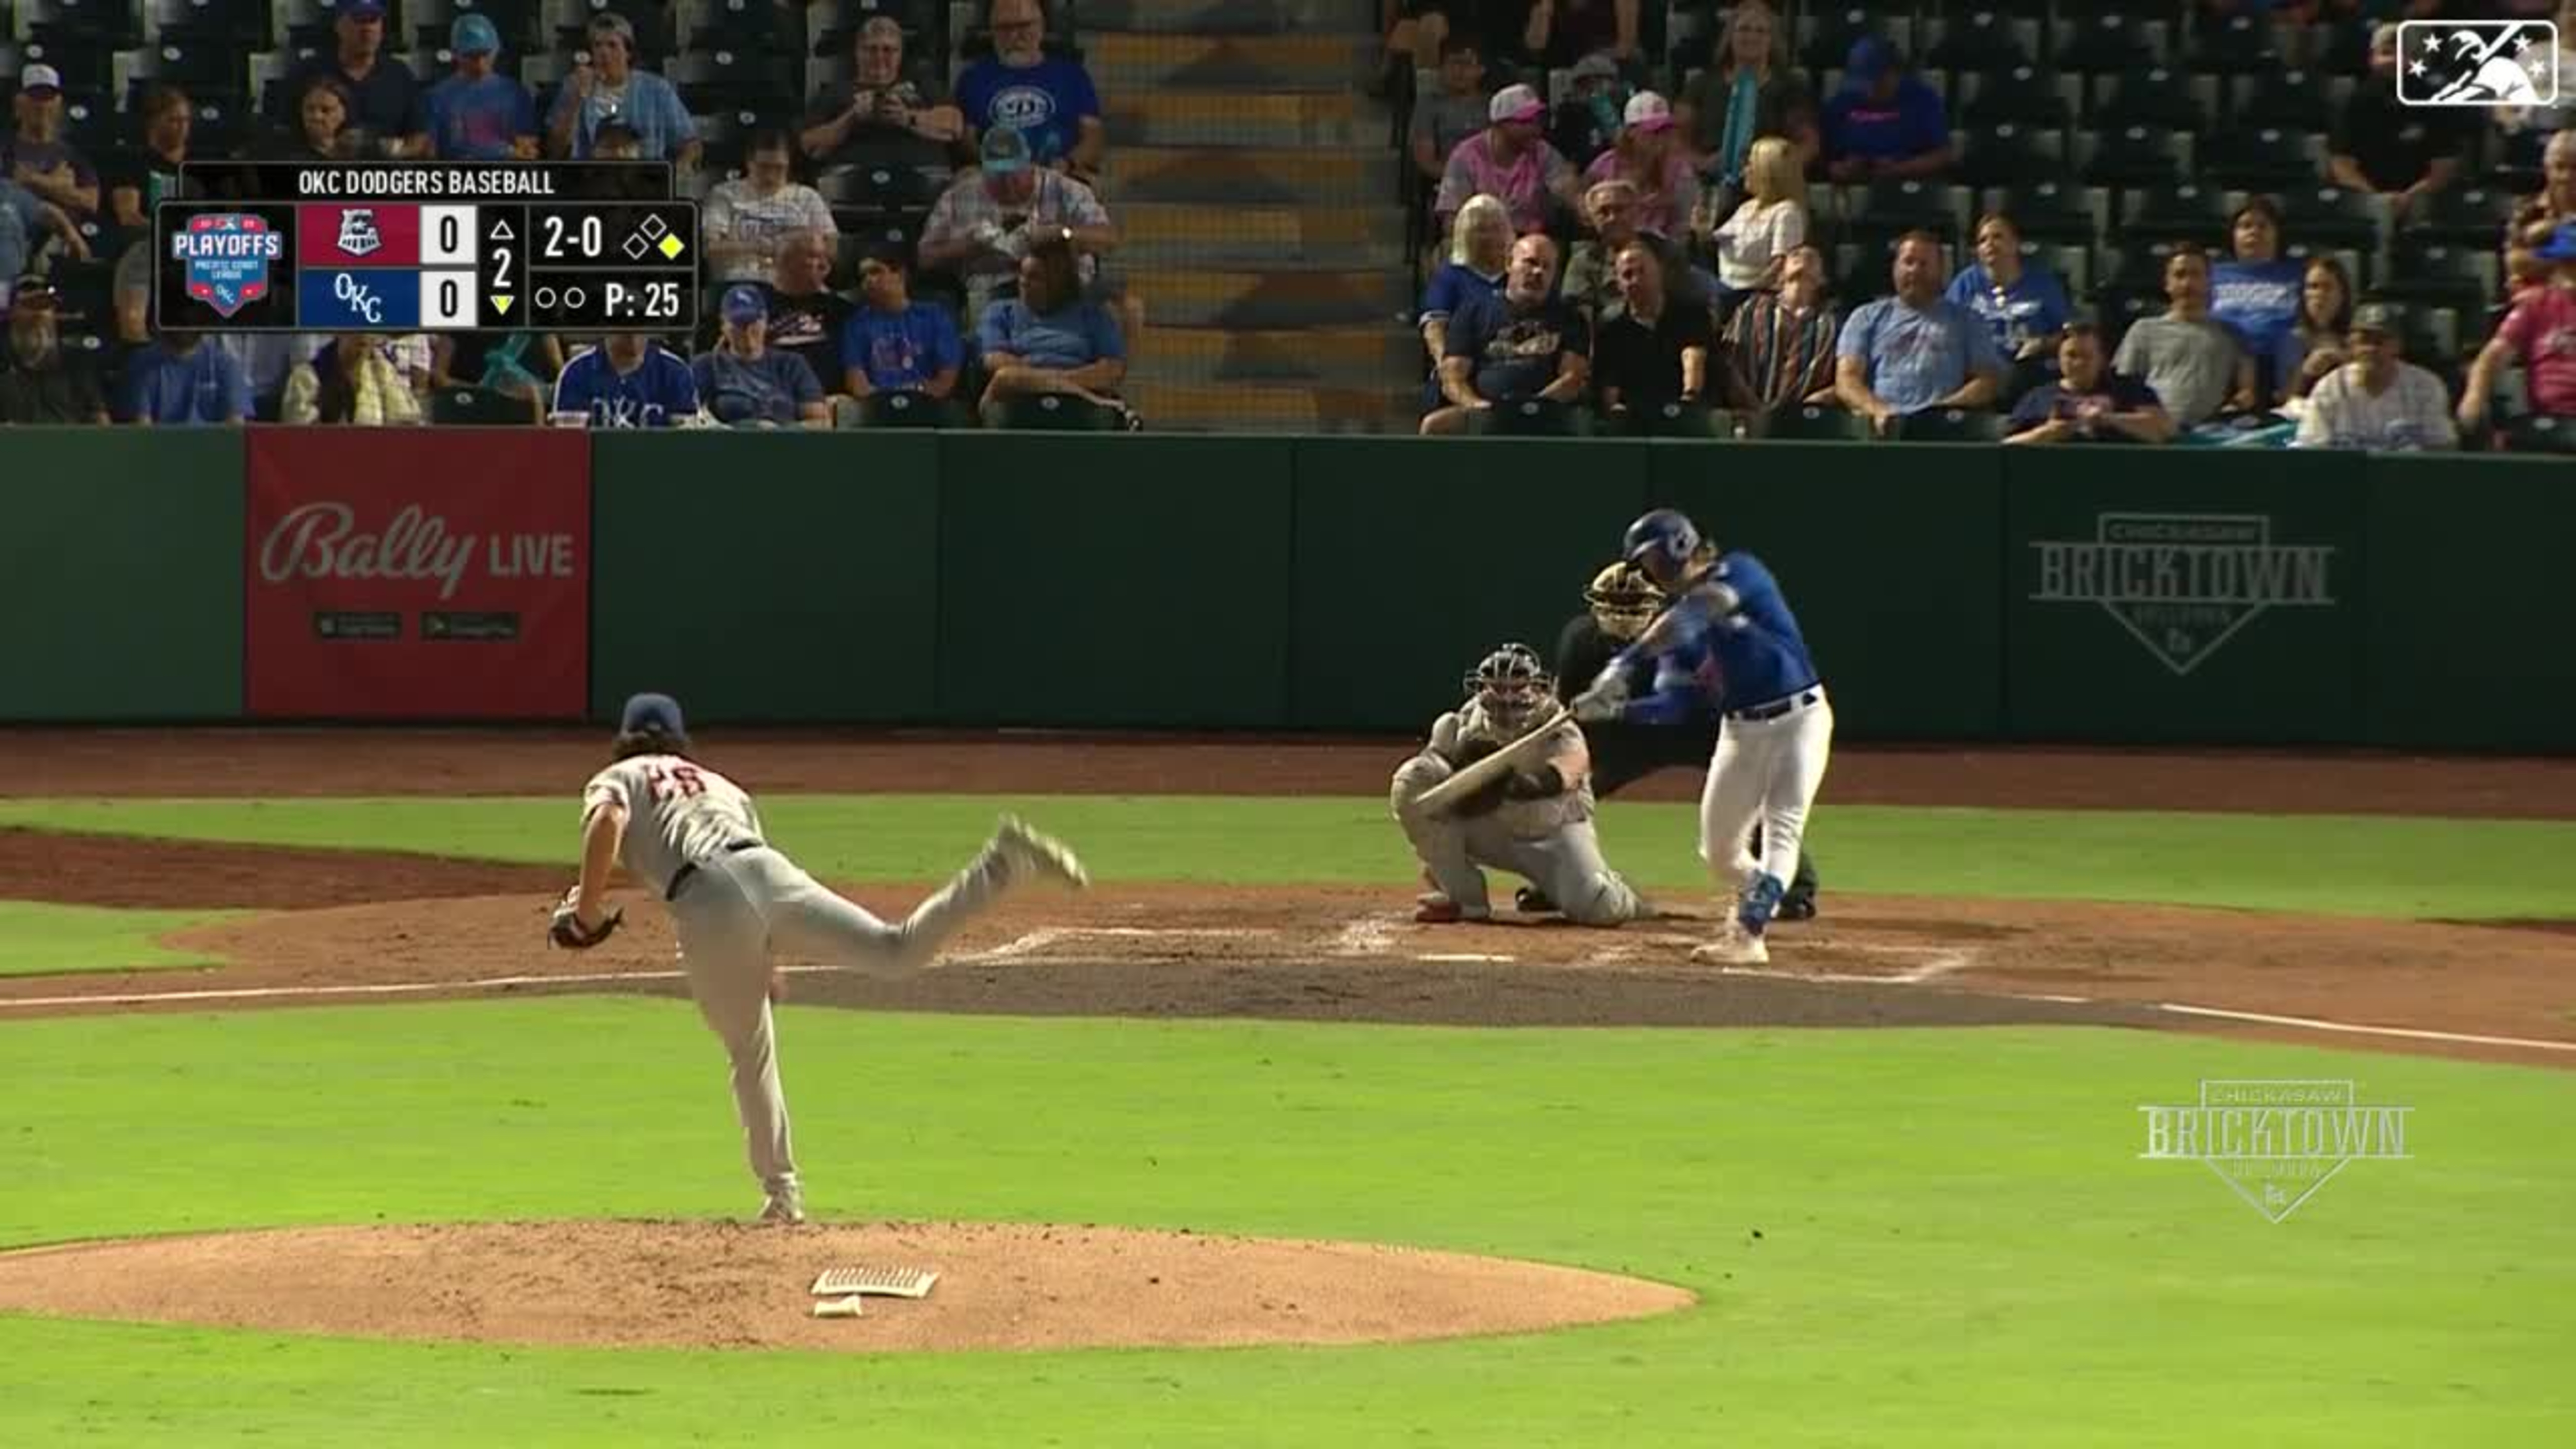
[[757, 1184, 807, 1226], [993, 814, 1090, 890]]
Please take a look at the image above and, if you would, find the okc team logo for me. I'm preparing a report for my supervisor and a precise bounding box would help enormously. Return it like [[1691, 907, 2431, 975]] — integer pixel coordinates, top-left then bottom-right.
[[336, 207, 384, 258], [171, 213, 284, 318]]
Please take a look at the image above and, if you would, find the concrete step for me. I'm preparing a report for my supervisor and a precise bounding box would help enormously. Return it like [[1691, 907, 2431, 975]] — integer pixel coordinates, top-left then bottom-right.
[[1128, 324, 1416, 387], [1138, 264, 1413, 328], [1127, 380, 1415, 434], [1103, 89, 1388, 149], [1085, 31, 1375, 94], [1077, 0, 1378, 36], [1114, 201, 1405, 269], [1107, 144, 1401, 207]]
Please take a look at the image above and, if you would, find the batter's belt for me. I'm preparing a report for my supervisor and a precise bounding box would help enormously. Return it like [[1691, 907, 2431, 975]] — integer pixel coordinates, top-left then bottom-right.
[[665, 839, 764, 901]]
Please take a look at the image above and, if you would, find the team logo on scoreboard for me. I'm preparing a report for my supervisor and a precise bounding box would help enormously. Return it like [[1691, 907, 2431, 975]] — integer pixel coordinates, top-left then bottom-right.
[[172, 213, 285, 318], [336, 207, 385, 258]]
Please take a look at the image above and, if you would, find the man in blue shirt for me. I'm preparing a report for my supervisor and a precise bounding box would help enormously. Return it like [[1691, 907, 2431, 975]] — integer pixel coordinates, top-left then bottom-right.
[[552, 334, 700, 427], [424, 15, 539, 161], [695, 284, 827, 427], [956, 0, 1105, 181], [125, 333, 252, 424], [1835, 231, 2002, 434], [1571, 507, 1833, 966], [842, 241, 964, 400], [1821, 36, 1952, 183]]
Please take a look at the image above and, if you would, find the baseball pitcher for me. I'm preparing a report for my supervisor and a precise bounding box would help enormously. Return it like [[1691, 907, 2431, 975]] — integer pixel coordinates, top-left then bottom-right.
[[1570, 509, 1832, 965], [552, 692, 1089, 1225], [1550, 559, 1821, 919], [1390, 642, 1648, 927]]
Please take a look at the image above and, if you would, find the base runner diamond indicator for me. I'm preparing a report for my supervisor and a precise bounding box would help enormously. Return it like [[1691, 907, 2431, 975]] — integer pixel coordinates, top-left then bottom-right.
[[657, 234, 687, 260]]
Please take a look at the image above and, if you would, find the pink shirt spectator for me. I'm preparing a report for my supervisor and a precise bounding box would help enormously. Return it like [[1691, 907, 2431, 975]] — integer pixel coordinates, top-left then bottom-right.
[[1584, 148, 1699, 238], [2497, 286, 2576, 416], [1436, 128, 1578, 234]]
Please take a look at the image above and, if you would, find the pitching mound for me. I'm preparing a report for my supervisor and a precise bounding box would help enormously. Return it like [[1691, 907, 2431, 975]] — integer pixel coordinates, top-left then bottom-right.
[[0, 1221, 1694, 1352]]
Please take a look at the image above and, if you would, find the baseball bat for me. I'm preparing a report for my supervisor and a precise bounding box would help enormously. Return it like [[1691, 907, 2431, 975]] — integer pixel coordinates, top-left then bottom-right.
[[1415, 707, 1573, 816]]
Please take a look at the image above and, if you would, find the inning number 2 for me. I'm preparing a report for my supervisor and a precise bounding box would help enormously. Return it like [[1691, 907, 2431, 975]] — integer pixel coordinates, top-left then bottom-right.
[[643, 764, 706, 802]]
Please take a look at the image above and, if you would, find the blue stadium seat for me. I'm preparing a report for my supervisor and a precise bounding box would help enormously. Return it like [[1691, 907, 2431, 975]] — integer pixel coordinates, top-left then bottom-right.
[[117, 42, 248, 99], [20, 0, 144, 46], [2373, 240, 2500, 317], [810, 0, 943, 57], [1843, 177, 1968, 250], [678, 0, 806, 58], [820, 160, 935, 216], [669, 50, 801, 110]]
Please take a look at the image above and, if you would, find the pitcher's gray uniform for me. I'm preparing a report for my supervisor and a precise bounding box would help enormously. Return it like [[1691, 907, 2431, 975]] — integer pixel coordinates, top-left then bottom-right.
[[572, 692, 1086, 1225], [1389, 643, 1647, 926]]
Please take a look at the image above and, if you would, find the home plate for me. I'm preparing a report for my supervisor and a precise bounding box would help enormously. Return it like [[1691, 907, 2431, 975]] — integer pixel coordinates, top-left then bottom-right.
[[1419, 952, 1516, 964]]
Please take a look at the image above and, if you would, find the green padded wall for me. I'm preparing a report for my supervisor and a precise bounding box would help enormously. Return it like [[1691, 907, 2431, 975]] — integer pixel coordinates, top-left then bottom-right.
[[935, 434, 1295, 727], [2365, 454, 2573, 751], [2002, 446, 2365, 744], [1286, 437, 1652, 732], [0, 428, 243, 721], [1647, 440, 2005, 739], [589, 431, 941, 723]]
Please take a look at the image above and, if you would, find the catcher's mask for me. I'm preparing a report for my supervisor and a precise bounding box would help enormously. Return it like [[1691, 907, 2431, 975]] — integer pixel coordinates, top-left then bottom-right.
[[1584, 560, 1664, 642], [1464, 642, 1553, 733]]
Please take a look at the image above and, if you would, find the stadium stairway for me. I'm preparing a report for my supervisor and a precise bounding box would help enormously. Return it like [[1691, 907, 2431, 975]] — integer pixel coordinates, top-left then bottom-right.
[[1082, 0, 1416, 432]]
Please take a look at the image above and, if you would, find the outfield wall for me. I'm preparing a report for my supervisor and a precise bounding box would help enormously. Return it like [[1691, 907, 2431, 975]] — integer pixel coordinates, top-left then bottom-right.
[[1, 428, 2565, 751]]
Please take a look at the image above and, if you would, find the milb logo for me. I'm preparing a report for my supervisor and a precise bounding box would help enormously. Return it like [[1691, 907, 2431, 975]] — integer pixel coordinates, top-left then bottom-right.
[[2398, 20, 2560, 106], [171, 214, 284, 318]]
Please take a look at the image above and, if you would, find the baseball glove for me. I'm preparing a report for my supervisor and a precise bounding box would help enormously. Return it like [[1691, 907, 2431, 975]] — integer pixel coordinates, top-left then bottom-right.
[[548, 891, 624, 951]]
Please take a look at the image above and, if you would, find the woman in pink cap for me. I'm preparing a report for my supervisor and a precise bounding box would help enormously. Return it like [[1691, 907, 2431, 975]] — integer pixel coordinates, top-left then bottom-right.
[[1584, 91, 1697, 239]]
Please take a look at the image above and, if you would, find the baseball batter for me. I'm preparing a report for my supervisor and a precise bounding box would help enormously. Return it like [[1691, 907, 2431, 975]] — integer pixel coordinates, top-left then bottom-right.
[[1551, 560, 1821, 919], [1390, 642, 1647, 927], [1571, 510, 1831, 964], [553, 693, 1089, 1225]]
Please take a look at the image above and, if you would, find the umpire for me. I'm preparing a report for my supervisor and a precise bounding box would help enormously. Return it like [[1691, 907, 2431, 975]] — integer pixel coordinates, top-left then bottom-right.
[[1542, 560, 1821, 918]]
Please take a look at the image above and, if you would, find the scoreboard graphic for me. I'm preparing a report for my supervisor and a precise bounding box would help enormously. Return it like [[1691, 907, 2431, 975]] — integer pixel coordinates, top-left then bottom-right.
[[154, 162, 699, 334]]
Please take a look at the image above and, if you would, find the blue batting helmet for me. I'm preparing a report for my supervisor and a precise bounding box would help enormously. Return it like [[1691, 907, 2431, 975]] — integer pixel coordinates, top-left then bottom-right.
[[1622, 508, 1702, 587]]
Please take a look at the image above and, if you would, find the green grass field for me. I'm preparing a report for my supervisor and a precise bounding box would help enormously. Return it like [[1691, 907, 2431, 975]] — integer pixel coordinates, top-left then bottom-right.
[[2, 794, 2572, 1446]]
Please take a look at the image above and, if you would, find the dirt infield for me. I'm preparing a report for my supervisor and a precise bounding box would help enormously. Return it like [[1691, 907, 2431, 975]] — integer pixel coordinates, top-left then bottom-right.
[[5, 726, 2573, 816], [0, 1221, 1694, 1352], [0, 730, 2567, 1355]]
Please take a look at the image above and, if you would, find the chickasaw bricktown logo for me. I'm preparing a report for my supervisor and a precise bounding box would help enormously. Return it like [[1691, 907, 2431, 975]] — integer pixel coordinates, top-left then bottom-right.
[[2140, 1081, 2412, 1223], [172, 213, 284, 318], [2029, 513, 2336, 676]]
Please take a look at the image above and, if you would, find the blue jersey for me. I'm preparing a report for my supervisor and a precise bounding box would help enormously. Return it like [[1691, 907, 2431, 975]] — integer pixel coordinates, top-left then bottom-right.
[[1618, 550, 1820, 721]]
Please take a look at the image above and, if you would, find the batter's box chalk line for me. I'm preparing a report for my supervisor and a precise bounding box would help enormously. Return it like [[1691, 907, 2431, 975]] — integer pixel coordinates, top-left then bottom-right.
[[950, 926, 1276, 964], [1330, 914, 1400, 957]]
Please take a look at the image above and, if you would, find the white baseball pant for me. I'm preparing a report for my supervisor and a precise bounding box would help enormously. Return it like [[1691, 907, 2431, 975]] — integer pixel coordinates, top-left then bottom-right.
[[1698, 688, 1835, 900], [1390, 755, 1647, 925]]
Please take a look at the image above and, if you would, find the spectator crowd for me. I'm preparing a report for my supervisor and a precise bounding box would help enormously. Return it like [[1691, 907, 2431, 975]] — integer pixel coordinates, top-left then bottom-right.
[[1396, 0, 2576, 451], [0, 0, 1136, 429]]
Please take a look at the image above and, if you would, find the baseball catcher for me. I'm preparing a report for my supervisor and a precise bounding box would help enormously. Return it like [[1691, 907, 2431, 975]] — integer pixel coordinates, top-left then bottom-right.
[[1389, 642, 1648, 926], [1546, 559, 1820, 919], [556, 692, 1089, 1225]]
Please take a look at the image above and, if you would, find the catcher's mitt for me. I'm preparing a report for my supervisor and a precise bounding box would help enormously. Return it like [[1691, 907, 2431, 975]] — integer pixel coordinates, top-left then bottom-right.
[[548, 891, 624, 950]]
